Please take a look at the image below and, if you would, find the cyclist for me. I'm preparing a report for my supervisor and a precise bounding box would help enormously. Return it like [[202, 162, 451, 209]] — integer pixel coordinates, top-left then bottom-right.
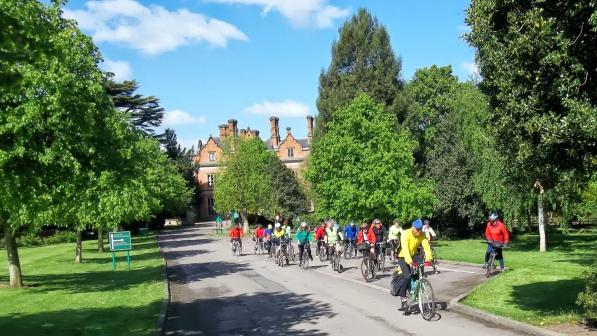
[[228, 223, 244, 253], [324, 221, 343, 261], [357, 222, 377, 260], [343, 222, 358, 254], [314, 222, 326, 256], [372, 219, 386, 258], [253, 224, 265, 251], [483, 213, 509, 272], [422, 219, 437, 241], [387, 219, 402, 263], [295, 222, 313, 262], [393, 219, 433, 315], [271, 223, 286, 258], [264, 224, 273, 257]]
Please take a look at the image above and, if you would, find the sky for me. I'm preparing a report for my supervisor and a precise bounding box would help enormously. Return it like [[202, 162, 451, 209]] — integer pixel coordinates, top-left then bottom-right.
[[63, 0, 477, 150]]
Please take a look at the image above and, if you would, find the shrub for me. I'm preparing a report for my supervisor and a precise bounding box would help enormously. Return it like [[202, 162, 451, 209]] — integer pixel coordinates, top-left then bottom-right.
[[0, 230, 79, 248], [577, 255, 597, 326]]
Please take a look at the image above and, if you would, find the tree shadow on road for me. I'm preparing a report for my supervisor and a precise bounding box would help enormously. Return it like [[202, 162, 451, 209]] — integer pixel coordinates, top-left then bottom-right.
[[167, 261, 252, 284], [159, 238, 214, 249], [165, 291, 336, 335]]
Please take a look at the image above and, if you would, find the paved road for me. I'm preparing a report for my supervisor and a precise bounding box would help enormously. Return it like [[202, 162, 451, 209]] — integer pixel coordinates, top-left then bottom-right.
[[159, 223, 523, 336]]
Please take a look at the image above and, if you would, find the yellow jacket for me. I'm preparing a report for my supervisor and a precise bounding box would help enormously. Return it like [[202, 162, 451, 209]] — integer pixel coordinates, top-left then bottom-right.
[[398, 228, 432, 263], [273, 229, 286, 239]]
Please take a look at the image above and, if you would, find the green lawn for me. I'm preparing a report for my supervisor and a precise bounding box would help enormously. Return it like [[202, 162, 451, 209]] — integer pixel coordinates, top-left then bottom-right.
[[0, 234, 164, 336], [436, 230, 596, 326]]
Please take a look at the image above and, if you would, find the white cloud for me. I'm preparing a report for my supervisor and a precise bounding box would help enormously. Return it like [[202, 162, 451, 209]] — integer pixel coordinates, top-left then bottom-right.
[[163, 110, 207, 126], [101, 58, 132, 82], [245, 100, 310, 117], [208, 0, 349, 28], [462, 61, 479, 76], [63, 0, 248, 55]]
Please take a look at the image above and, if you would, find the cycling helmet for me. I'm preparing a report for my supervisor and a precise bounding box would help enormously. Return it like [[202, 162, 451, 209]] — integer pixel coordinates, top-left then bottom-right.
[[300, 222, 307, 228], [423, 219, 431, 226], [373, 219, 381, 224], [489, 213, 498, 221], [267, 224, 273, 229], [333, 222, 339, 229], [275, 223, 281, 228], [349, 222, 355, 226], [412, 219, 423, 230]]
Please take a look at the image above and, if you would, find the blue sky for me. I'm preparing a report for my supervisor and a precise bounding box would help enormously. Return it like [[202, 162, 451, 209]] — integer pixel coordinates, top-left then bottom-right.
[[63, 0, 476, 150]]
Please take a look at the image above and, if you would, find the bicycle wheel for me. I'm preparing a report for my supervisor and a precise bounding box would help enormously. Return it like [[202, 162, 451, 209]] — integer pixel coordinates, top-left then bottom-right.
[[301, 254, 309, 270], [360, 258, 372, 282], [486, 253, 495, 278], [336, 255, 342, 273], [288, 244, 296, 262], [344, 244, 352, 260], [319, 247, 326, 262], [418, 279, 436, 321], [380, 252, 386, 272], [370, 258, 377, 279]]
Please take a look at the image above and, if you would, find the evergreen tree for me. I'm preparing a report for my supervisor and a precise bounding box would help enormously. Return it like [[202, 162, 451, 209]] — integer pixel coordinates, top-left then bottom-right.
[[267, 155, 309, 219], [316, 8, 404, 138], [104, 78, 164, 136]]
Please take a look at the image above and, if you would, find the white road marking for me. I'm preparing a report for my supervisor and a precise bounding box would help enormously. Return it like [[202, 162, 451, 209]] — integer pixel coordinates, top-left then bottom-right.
[[437, 267, 477, 274]]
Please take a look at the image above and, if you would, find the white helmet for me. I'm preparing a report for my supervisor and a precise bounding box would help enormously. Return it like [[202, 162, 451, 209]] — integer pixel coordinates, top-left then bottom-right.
[[300, 222, 307, 228], [274, 223, 281, 228]]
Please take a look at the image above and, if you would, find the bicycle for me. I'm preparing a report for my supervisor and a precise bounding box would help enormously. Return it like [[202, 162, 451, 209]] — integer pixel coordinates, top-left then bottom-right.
[[330, 244, 343, 273], [343, 239, 357, 260], [483, 240, 506, 278], [299, 242, 311, 270], [404, 263, 436, 321], [376, 242, 386, 272], [360, 246, 377, 282], [388, 239, 400, 264], [276, 241, 289, 267], [253, 238, 265, 255], [285, 238, 296, 262], [231, 239, 241, 257], [318, 241, 328, 262], [417, 245, 439, 275]]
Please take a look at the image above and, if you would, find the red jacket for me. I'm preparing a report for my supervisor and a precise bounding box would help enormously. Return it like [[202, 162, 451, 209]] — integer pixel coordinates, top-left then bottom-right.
[[254, 227, 265, 238], [315, 226, 326, 240], [357, 228, 377, 244], [229, 227, 243, 239], [485, 220, 509, 244]]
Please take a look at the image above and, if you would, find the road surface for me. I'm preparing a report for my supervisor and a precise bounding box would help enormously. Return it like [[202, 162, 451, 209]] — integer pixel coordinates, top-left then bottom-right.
[[159, 223, 523, 336]]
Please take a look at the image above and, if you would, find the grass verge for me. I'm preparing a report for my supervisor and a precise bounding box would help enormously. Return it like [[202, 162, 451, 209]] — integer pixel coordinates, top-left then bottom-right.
[[436, 230, 596, 327], [0, 234, 164, 336]]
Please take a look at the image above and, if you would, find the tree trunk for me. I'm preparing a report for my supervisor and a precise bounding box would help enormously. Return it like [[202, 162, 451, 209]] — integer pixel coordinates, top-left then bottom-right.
[[534, 180, 547, 252], [4, 224, 23, 288], [97, 228, 105, 253], [74, 229, 83, 263], [241, 210, 250, 234]]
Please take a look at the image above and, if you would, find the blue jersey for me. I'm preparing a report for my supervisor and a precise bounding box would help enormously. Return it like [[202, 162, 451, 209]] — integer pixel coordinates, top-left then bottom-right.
[[344, 225, 358, 239], [264, 229, 273, 236]]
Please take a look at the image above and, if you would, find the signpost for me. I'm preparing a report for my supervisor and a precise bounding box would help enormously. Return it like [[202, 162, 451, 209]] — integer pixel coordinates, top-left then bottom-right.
[[109, 231, 132, 270]]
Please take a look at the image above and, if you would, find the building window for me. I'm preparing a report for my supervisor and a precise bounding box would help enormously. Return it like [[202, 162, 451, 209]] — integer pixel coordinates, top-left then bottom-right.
[[287, 148, 294, 158], [207, 174, 214, 187], [207, 197, 216, 216], [208, 152, 216, 162]]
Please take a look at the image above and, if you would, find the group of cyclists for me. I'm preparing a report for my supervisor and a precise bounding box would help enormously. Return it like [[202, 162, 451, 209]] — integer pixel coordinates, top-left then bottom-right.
[[228, 212, 510, 315]]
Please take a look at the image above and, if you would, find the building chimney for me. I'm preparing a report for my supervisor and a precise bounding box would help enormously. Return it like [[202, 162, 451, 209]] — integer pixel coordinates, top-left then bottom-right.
[[306, 115, 314, 145], [227, 119, 238, 137], [218, 124, 228, 138], [269, 116, 280, 148], [286, 127, 292, 137], [252, 130, 260, 138]]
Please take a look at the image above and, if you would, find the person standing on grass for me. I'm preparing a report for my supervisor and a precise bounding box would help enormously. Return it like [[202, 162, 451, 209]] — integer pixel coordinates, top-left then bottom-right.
[[483, 213, 509, 272]]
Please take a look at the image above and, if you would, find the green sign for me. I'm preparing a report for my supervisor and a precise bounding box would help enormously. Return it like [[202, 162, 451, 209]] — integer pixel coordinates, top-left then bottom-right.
[[109, 231, 132, 252]]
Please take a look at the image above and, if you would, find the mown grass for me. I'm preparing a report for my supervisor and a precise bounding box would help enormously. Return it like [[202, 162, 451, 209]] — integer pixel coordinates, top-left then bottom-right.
[[435, 230, 597, 326], [0, 234, 164, 336]]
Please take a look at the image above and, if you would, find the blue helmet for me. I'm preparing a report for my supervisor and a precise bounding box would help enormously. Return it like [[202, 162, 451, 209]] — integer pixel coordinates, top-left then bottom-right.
[[412, 219, 423, 230]]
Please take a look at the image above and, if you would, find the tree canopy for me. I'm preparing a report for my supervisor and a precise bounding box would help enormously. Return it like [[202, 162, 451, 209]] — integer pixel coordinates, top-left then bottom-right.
[[307, 94, 436, 222], [316, 8, 404, 137]]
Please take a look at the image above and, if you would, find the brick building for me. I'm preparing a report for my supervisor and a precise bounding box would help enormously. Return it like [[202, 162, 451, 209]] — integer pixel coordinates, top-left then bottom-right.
[[194, 116, 314, 220]]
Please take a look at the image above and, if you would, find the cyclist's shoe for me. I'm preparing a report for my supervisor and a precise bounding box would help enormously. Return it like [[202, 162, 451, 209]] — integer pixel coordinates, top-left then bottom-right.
[[398, 299, 408, 311], [500, 267, 505, 273], [482, 263, 488, 269]]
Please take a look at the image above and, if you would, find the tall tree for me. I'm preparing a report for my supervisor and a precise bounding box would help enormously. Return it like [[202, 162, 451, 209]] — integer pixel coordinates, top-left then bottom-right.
[[466, 0, 597, 251], [316, 8, 404, 137], [104, 78, 164, 136], [0, 1, 126, 286], [306, 94, 436, 222], [213, 138, 274, 231], [267, 155, 309, 219]]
